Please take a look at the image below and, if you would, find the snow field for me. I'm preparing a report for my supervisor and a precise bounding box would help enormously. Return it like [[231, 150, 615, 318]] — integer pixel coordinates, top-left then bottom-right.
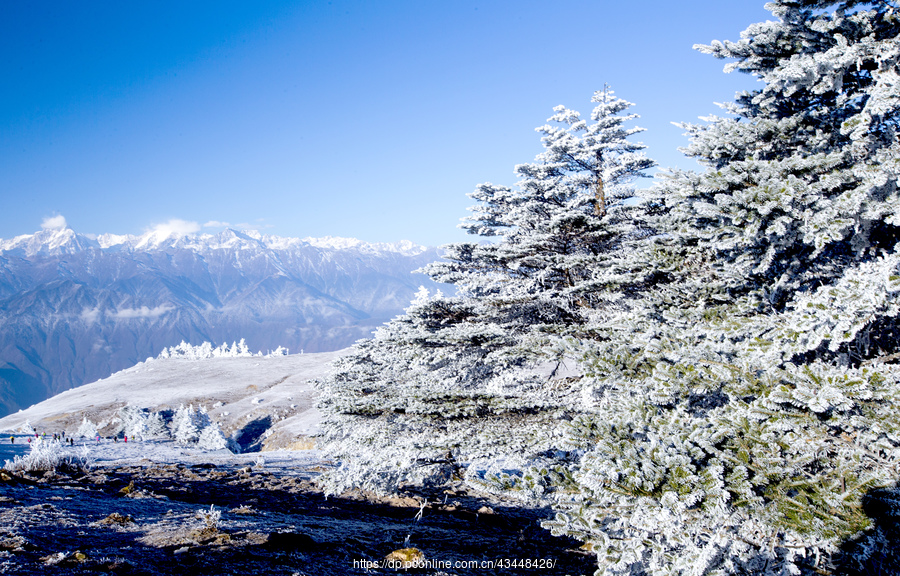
[[0, 350, 346, 460]]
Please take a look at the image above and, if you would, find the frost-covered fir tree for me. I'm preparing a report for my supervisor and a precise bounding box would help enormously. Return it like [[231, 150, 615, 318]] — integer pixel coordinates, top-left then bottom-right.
[[196, 420, 229, 451], [116, 406, 169, 441], [543, 2, 900, 575], [117, 406, 148, 440], [427, 87, 655, 311], [170, 404, 226, 448], [661, 0, 900, 320], [75, 417, 98, 440], [144, 411, 168, 439], [317, 89, 655, 495], [170, 404, 201, 445]]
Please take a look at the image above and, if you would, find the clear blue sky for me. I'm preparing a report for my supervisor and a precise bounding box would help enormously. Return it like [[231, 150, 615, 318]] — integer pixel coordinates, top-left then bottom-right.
[[1, 1, 770, 246]]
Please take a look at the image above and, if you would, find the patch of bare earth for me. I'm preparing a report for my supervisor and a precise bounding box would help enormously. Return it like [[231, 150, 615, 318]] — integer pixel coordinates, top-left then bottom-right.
[[0, 463, 595, 575]]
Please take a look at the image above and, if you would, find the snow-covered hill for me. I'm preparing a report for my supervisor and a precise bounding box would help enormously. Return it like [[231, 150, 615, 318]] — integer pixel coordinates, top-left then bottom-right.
[[0, 225, 443, 416], [0, 348, 343, 453]]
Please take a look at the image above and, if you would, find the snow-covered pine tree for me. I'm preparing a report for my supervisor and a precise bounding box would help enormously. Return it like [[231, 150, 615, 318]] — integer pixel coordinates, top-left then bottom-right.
[[196, 420, 230, 451], [428, 86, 655, 311], [664, 0, 900, 319], [545, 2, 900, 574], [75, 417, 97, 440], [317, 89, 655, 495], [117, 405, 149, 440], [144, 411, 168, 439], [170, 404, 201, 445], [194, 405, 212, 430], [194, 342, 214, 359]]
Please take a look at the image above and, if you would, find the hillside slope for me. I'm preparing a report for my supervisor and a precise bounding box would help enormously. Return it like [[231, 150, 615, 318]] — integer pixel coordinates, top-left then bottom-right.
[[0, 349, 343, 452]]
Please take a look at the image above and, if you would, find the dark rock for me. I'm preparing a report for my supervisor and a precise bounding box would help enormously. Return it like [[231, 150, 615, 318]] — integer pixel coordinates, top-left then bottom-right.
[[262, 531, 318, 551]]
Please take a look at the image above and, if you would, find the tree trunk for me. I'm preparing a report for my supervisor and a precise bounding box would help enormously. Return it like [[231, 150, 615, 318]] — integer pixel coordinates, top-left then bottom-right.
[[594, 149, 606, 217]]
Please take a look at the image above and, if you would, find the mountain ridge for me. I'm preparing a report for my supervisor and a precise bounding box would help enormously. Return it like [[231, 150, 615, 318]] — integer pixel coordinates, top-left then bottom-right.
[[0, 226, 430, 257]]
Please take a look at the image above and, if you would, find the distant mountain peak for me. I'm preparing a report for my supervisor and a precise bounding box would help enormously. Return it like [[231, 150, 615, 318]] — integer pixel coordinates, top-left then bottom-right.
[[0, 226, 96, 256]]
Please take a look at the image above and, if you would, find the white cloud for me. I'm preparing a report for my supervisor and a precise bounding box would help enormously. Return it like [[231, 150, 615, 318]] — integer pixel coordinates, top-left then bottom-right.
[[147, 219, 201, 238], [91, 339, 111, 353], [79, 307, 101, 325], [111, 304, 175, 320], [41, 215, 67, 230], [203, 220, 231, 228]]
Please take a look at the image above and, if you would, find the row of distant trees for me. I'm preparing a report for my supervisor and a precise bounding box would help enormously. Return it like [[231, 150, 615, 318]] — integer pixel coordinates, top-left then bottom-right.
[[158, 339, 289, 359], [74, 404, 230, 451], [317, 1, 900, 574]]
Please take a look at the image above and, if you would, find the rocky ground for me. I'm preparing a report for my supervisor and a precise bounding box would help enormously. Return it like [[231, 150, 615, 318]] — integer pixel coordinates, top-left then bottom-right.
[[0, 460, 597, 575]]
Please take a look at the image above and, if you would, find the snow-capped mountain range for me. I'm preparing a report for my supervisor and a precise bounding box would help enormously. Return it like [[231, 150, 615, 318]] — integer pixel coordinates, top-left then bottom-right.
[[0, 225, 444, 417], [0, 226, 430, 257]]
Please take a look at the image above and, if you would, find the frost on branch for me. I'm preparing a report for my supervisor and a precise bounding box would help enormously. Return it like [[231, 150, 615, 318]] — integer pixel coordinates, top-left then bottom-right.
[[542, 1, 900, 574]]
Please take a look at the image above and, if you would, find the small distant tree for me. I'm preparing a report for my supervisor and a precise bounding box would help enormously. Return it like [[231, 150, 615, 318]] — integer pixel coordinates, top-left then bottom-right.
[[170, 404, 201, 445], [75, 417, 98, 440], [144, 411, 168, 439], [197, 420, 230, 451], [194, 342, 214, 359], [117, 406, 149, 440]]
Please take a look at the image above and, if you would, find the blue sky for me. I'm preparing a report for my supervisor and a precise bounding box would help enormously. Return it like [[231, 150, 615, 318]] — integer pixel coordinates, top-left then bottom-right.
[[1, 1, 770, 246]]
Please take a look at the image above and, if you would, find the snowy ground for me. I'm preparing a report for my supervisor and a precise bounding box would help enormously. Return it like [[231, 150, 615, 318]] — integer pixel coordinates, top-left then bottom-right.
[[0, 435, 595, 575], [0, 435, 324, 474]]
